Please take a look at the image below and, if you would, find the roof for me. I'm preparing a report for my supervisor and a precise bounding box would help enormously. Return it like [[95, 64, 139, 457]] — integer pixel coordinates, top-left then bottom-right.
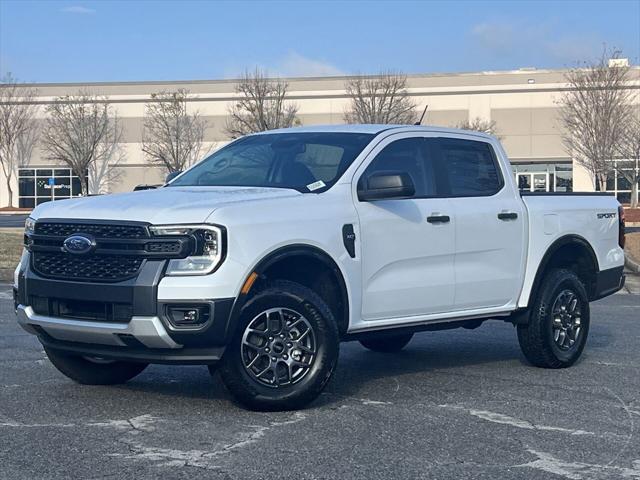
[[256, 124, 495, 139], [261, 124, 401, 134]]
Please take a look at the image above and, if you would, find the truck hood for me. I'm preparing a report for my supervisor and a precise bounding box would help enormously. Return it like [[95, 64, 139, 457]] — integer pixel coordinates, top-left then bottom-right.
[[30, 186, 302, 224]]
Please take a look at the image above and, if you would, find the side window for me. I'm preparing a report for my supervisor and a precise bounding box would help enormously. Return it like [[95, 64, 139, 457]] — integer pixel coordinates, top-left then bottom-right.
[[438, 138, 503, 196], [361, 138, 436, 197]]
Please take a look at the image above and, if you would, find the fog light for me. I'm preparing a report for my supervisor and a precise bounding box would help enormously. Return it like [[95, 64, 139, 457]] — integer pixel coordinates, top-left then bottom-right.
[[184, 310, 198, 322], [166, 305, 210, 328]]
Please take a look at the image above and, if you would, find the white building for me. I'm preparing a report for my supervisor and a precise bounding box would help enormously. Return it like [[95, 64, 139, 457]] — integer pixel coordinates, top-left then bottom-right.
[[1, 66, 639, 209]]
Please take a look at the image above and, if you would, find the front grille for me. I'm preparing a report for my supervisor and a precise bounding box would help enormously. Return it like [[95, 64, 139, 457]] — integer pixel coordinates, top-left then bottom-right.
[[35, 222, 147, 239], [30, 295, 133, 323], [29, 221, 191, 282], [33, 252, 143, 282]]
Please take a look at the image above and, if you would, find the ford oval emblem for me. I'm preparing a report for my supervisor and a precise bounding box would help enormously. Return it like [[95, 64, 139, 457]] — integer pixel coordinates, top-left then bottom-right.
[[62, 234, 95, 255]]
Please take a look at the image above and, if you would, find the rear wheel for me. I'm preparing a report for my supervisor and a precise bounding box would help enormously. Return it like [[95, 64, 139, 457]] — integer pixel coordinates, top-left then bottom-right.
[[359, 333, 413, 352], [219, 280, 339, 411], [517, 269, 590, 368], [44, 347, 148, 385]]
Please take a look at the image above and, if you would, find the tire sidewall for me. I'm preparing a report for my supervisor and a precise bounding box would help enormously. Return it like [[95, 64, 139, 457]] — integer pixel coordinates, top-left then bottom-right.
[[221, 282, 339, 409]]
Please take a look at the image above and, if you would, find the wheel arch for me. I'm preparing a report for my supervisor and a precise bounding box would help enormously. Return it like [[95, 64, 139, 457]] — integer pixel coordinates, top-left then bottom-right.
[[227, 244, 350, 338], [528, 234, 600, 304]]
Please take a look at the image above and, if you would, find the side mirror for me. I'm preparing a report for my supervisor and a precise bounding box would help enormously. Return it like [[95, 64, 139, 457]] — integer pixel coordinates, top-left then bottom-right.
[[165, 171, 182, 184], [358, 172, 415, 201]]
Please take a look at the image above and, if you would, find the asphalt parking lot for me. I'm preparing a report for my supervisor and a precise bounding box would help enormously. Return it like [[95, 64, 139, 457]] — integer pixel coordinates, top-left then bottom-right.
[[1, 285, 638, 480]]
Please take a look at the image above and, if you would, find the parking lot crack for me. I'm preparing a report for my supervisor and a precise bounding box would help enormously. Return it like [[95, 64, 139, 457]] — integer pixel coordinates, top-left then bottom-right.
[[439, 404, 598, 436], [88, 414, 160, 433], [107, 412, 308, 470], [516, 449, 640, 479]]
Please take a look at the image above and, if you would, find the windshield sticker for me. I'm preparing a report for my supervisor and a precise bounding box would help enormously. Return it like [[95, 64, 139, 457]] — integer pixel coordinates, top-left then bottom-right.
[[307, 180, 326, 191]]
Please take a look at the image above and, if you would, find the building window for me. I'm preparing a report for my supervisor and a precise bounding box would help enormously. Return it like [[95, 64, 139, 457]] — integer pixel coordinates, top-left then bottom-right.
[[18, 167, 83, 208], [602, 159, 640, 205], [511, 163, 573, 193]]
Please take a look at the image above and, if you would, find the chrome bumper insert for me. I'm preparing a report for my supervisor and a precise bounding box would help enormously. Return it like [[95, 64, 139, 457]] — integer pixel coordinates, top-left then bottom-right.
[[16, 305, 181, 349]]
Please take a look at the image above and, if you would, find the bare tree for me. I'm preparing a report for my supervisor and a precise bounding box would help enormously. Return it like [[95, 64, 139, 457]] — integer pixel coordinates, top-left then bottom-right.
[[15, 117, 39, 169], [616, 115, 640, 207], [0, 74, 39, 207], [456, 117, 502, 139], [344, 71, 417, 124], [225, 69, 299, 139], [558, 49, 635, 191], [142, 89, 207, 173], [41, 91, 123, 196], [88, 114, 125, 194]]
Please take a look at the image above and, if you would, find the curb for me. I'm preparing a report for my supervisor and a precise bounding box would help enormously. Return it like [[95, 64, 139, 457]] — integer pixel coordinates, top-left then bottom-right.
[[625, 253, 640, 273]]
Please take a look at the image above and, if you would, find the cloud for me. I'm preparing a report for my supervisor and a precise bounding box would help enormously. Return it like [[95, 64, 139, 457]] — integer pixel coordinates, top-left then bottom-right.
[[471, 22, 517, 55], [275, 52, 344, 77], [469, 18, 605, 66], [61, 5, 96, 14], [223, 51, 344, 79]]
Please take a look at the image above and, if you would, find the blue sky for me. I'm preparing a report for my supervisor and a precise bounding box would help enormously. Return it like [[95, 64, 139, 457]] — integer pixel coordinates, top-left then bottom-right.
[[1, 0, 639, 83]]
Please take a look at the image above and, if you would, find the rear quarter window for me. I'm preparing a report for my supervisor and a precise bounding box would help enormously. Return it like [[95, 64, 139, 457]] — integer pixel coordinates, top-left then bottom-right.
[[438, 138, 503, 197]]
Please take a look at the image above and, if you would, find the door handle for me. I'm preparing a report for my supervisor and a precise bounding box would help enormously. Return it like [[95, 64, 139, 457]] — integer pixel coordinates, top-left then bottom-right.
[[498, 212, 518, 221], [427, 214, 450, 224]]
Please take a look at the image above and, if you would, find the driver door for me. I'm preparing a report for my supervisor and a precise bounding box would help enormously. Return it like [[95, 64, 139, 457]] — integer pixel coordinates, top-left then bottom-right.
[[354, 135, 455, 321]]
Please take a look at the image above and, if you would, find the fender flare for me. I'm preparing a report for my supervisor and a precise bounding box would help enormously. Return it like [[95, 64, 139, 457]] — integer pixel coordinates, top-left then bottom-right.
[[224, 244, 350, 339], [527, 234, 599, 305]]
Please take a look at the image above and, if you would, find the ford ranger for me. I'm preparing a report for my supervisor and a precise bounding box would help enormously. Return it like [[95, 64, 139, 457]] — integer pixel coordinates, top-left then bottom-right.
[[14, 125, 626, 411]]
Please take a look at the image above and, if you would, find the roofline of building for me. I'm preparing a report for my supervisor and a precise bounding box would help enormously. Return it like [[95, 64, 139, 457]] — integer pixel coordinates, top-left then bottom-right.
[[8, 65, 636, 88]]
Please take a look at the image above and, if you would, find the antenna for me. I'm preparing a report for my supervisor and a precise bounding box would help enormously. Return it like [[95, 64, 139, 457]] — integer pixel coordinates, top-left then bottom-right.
[[415, 104, 428, 125]]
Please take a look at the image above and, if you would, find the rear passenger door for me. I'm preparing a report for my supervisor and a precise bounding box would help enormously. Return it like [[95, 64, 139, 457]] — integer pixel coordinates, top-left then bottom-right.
[[435, 136, 526, 311]]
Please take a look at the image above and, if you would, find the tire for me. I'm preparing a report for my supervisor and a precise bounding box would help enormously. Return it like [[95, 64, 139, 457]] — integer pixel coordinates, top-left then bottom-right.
[[219, 280, 339, 411], [517, 268, 590, 368], [44, 347, 148, 385], [360, 333, 413, 352]]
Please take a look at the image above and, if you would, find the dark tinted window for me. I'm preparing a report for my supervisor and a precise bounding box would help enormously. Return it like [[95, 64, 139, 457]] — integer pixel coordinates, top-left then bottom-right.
[[438, 138, 502, 196], [361, 138, 436, 197], [170, 132, 374, 193], [19, 177, 35, 196]]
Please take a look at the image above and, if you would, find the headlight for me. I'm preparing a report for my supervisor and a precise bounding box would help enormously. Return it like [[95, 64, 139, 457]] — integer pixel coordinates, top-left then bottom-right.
[[149, 224, 224, 275], [25, 217, 35, 235]]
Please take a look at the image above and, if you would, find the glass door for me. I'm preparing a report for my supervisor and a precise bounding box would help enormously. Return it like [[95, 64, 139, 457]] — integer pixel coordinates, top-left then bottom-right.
[[532, 173, 548, 192], [517, 173, 549, 192], [517, 173, 532, 192]]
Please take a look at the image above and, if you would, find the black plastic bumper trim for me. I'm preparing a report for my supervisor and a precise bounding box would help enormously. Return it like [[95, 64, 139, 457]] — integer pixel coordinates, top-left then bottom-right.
[[593, 266, 625, 300], [159, 298, 235, 347], [19, 258, 165, 317], [38, 335, 226, 365]]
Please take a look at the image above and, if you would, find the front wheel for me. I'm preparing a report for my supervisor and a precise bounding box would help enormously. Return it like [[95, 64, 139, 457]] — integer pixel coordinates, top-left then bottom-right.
[[517, 269, 590, 368], [219, 280, 340, 411], [44, 347, 148, 384]]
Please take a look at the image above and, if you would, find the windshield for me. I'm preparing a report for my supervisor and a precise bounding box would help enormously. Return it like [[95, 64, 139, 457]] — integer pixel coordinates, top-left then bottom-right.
[[168, 132, 374, 193]]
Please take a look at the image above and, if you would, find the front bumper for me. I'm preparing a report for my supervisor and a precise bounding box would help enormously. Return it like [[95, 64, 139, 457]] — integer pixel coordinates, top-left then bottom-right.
[[17, 305, 180, 349], [16, 254, 236, 364]]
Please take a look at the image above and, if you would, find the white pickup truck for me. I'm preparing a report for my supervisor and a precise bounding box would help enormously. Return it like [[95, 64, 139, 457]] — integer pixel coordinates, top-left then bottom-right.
[[15, 125, 626, 411]]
